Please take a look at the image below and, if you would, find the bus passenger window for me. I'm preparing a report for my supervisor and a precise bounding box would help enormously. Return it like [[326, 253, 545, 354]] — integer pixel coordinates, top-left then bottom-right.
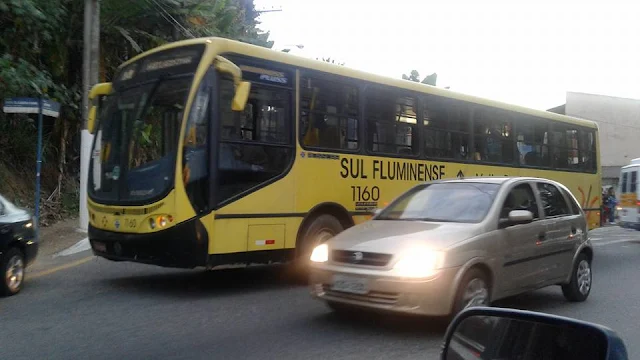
[[551, 125, 580, 170], [364, 86, 418, 155], [516, 117, 550, 168], [579, 129, 596, 172], [423, 97, 470, 159], [473, 108, 514, 164], [218, 77, 293, 204], [300, 76, 359, 150]]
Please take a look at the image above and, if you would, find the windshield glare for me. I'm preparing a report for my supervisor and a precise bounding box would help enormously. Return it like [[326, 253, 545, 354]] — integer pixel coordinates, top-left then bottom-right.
[[377, 182, 500, 223], [89, 76, 193, 203]]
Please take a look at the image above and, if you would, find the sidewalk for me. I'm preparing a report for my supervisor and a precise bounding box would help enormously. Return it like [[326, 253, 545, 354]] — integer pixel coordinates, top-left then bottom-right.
[[38, 217, 87, 258]]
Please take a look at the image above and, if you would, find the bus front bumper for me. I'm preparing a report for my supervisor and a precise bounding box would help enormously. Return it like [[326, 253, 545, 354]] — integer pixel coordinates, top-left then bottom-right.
[[88, 218, 208, 269]]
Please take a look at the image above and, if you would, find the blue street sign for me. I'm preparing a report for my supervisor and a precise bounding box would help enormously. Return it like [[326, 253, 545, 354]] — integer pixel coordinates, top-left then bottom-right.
[[3, 97, 60, 118]]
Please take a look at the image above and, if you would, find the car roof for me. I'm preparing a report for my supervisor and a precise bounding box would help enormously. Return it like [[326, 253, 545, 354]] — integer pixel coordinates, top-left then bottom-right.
[[431, 176, 556, 186]]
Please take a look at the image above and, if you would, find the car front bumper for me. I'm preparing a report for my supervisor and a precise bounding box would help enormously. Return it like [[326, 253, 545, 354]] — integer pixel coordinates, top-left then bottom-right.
[[309, 263, 461, 316]]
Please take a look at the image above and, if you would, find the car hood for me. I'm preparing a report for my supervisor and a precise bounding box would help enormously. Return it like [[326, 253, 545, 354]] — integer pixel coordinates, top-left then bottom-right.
[[0, 195, 31, 223], [327, 220, 481, 254]]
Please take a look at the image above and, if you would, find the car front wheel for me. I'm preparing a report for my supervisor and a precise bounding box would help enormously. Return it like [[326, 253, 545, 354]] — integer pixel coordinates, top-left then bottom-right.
[[452, 268, 491, 316], [1, 247, 25, 296]]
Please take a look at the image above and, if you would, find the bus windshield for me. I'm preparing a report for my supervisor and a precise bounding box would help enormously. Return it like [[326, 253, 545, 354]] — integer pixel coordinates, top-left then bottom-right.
[[89, 76, 192, 204]]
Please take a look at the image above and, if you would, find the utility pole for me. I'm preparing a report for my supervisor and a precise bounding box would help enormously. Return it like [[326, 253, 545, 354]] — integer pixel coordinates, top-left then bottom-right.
[[80, 0, 100, 231]]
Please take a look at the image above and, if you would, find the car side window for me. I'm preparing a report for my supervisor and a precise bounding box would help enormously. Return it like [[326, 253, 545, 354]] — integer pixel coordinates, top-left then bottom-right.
[[500, 183, 539, 219], [561, 188, 581, 215], [536, 182, 570, 217]]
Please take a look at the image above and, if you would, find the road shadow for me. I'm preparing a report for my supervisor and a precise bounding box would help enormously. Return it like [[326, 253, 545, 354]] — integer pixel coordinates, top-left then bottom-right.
[[102, 265, 306, 298], [493, 288, 569, 313], [309, 306, 450, 339]]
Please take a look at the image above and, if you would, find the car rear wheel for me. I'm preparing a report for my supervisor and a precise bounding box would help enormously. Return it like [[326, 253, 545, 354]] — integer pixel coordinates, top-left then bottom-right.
[[562, 253, 592, 302], [2, 247, 25, 296], [452, 268, 491, 317]]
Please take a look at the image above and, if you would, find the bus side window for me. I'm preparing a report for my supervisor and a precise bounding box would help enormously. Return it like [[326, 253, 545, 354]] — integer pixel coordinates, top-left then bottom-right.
[[473, 107, 514, 164], [578, 129, 596, 173], [516, 116, 550, 168], [364, 86, 418, 155], [550, 125, 580, 170], [423, 97, 470, 160], [621, 172, 628, 193], [300, 75, 359, 150]]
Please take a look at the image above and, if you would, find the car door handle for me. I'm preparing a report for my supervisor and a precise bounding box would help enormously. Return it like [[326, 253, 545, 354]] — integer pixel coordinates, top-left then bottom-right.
[[538, 232, 547, 242], [568, 226, 578, 239]]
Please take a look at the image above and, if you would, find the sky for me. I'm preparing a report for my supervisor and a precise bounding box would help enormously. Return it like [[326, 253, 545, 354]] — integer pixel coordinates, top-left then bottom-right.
[[253, 0, 640, 110]]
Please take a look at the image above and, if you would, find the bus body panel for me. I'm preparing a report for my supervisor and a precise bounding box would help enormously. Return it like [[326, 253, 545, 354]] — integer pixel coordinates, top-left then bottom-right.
[[293, 153, 601, 232], [617, 165, 639, 228]]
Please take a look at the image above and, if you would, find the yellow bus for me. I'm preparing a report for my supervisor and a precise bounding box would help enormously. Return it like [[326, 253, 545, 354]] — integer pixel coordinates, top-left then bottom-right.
[[86, 37, 601, 271]]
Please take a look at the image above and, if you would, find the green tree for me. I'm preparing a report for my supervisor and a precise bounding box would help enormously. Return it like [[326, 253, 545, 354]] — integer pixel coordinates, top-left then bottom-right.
[[402, 69, 438, 86], [0, 0, 273, 222]]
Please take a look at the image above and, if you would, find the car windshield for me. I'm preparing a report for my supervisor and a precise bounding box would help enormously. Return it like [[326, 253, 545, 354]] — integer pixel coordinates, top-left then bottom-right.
[[88, 76, 192, 204], [376, 182, 500, 223]]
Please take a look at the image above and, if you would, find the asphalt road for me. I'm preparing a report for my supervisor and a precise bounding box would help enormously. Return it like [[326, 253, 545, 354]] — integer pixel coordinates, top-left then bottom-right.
[[2, 226, 640, 360]]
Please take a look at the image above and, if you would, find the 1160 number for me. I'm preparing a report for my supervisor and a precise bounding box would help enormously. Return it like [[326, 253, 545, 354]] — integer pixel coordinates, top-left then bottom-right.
[[351, 186, 380, 202]]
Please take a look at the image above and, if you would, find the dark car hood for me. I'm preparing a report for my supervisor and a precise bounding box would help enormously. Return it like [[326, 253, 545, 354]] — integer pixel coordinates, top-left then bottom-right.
[[0, 194, 31, 223]]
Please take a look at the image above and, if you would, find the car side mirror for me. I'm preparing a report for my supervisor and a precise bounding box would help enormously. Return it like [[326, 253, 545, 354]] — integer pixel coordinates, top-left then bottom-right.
[[441, 307, 628, 360], [509, 209, 533, 224], [371, 208, 382, 217], [500, 210, 534, 227]]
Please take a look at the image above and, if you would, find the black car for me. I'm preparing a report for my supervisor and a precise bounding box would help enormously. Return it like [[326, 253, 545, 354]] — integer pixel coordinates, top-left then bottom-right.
[[0, 194, 38, 296]]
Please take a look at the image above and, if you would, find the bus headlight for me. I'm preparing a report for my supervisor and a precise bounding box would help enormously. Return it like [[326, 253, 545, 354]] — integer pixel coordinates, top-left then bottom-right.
[[310, 244, 329, 263], [393, 249, 444, 278]]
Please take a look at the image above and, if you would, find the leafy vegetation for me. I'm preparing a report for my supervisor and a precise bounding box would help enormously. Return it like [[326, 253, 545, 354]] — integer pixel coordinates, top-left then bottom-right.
[[402, 69, 438, 86], [0, 0, 272, 225]]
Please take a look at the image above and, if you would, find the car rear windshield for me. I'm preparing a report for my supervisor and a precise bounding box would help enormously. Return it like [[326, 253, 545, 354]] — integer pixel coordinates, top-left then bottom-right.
[[377, 182, 500, 223]]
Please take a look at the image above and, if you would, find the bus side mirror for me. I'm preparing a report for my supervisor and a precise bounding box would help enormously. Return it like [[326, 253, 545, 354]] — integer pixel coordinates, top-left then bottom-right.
[[232, 81, 251, 111], [213, 56, 251, 111], [87, 106, 97, 134], [87, 82, 112, 134]]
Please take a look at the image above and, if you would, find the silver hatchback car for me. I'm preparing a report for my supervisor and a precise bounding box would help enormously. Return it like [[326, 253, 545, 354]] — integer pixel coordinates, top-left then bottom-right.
[[309, 177, 593, 317]]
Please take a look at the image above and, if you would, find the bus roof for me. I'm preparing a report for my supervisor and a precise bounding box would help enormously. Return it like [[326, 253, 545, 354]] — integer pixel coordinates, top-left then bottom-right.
[[119, 37, 598, 130], [622, 158, 640, 169]]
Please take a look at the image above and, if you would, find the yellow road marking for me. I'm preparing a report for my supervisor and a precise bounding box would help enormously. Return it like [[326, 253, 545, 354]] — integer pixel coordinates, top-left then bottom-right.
[[29, 256, 94, 279]]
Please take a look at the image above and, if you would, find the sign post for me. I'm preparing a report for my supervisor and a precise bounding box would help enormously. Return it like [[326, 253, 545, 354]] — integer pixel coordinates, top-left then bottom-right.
[[35, 98, 44, 232], [3, 97, 61, 239]]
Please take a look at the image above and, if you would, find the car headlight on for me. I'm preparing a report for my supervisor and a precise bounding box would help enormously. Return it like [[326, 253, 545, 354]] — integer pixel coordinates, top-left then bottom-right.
[[393, 248, 444, 278], [310, 244, 329, 263]]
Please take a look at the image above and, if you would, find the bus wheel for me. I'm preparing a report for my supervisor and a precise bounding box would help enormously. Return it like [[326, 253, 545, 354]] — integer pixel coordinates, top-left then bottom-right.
[[294, 214, 344, 275]]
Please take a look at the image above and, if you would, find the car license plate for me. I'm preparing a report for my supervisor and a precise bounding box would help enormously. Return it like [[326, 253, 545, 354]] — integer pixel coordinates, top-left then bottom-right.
[[331, 274, 368, 295], [92, 241, 107, 253]]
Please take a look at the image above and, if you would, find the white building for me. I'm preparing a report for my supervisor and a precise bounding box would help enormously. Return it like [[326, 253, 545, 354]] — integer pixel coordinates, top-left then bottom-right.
[[549, 91, 640, 188]]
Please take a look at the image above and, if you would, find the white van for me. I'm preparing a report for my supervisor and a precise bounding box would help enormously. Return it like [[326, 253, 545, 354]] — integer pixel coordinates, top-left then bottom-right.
[[617, 158, 640, 229]]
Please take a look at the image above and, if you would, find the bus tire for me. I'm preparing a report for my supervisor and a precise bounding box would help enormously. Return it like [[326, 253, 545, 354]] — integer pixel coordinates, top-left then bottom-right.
[[294, 214, 344, 274]]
